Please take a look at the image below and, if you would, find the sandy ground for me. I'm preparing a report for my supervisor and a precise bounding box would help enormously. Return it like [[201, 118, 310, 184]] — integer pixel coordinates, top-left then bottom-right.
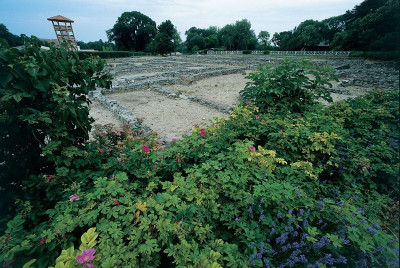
[[108, 90, 227, 141], [89, 99, 123, 127], [165, 72, 251, 106], [89, 70, 374, 141]]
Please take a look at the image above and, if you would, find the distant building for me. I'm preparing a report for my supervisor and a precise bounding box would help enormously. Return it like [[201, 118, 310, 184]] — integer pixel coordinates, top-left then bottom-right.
[[47, 15, 78, 50]]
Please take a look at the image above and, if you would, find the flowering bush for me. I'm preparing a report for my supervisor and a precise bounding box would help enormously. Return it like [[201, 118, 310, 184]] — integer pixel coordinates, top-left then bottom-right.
[[0, 79, 398, 266]]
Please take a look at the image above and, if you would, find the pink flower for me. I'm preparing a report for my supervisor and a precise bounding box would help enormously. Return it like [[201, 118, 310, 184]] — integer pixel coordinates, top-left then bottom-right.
[[83, 264, 94, 268], [172, 139, 176, 142], [200, 128, 206, 137], [113, 199, 120, 205], [246, 101, 251, 105], [255, 116, 260, 120], [2, 255, 16, 267], [142, 145, 150, 153], [117, 158, 121, 163], [39, 237, 46, 246], [77, 248, 96, 263], [214, 124, 218, 127], [362, 167, 366, 172], [194, 124, 198, 127], [249, 146, 256, 151], [69, 194, 79, 202], [296, 114, 302, 118], [99, 149, 105, 153]]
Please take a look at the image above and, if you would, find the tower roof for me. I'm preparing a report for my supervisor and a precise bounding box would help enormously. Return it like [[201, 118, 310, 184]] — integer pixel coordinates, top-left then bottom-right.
[[47, 15, 74, 23]]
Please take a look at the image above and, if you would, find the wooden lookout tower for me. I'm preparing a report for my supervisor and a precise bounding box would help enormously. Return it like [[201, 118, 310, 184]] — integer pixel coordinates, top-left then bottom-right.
[[47, 15, 78, 50]]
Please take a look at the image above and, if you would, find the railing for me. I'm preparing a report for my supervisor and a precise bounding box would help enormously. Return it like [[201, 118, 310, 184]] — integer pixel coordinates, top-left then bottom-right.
[[207, 50, 351, 56]]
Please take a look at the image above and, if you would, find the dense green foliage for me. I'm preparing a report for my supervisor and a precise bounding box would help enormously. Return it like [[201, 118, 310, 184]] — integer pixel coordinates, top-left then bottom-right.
[[0, 39, 400, 268], [240, 59, 337, 114], [150, 20, 180, 55], [349, 51, 400, 62], [106, 11, 157, 51], [76, 39, 116, 51], [0, 38, 398, 268], [184, 20, 261, 53], [0, 36, 111, 217], [0, 24, 23, 47], [1, 90, 398, 267], [76, 51, 132, 59], [272, 0, 399, 53]]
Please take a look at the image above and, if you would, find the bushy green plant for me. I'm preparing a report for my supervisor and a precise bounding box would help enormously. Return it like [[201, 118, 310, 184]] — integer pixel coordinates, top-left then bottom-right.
[[240, 59, 338, 113], [2, 90, 398, 267], [263, 50, 270, 55], [0, 36, 111, 217], [243, 50, 252, 54], [77, 51, 132, 59], [0, 44, 398, 267]]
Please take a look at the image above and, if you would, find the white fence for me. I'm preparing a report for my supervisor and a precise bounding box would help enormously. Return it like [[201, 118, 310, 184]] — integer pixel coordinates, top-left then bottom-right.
[[207, 50, 351, 56]]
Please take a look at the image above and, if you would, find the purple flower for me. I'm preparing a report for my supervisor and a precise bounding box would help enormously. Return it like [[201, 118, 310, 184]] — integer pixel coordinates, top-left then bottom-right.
[[372, 223, 380, 230], [248, 206, 253, 213], [77, 248, 96, 263], [300, 255, 308, 263], [69, 194, 79, 202], [366, 227, 377, 235], [299, 209, 304, 216], [234, 218, 239, 222], [83, 264, 94, 268], [249, 146, 256, 151]]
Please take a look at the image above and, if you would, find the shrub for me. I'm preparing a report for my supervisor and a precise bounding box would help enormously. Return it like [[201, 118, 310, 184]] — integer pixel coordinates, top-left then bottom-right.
[[1, 90, 398, 267], [240, 59, 338, 114], [243, 50, 251, 54], [0, 43, 398, 267], [263, 50, 270, 55], [77, 51, 132, 59], [0, 36, 112, 217]]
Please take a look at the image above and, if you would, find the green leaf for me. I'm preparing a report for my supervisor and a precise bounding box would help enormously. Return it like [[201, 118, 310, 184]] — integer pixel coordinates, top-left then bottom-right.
[[0, 72, 13, 88], [22, 259, 37, 268]]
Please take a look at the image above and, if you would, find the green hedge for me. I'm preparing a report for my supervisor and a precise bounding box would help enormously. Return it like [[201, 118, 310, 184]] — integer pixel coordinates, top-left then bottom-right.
[[242, 50, 251, 54], [349, 51, 399, 61], [76, 51, 132, 59]]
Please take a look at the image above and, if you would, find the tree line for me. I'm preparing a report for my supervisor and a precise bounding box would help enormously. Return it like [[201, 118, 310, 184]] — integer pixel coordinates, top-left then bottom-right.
[[1, 0, 398, 54], [271, 0, 399, 52]]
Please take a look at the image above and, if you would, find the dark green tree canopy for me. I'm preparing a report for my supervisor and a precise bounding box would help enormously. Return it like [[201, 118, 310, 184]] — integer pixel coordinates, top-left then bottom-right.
[[0, 23, 23, 47], [106, 11, 157, 51], [272, 0, 399, 53], [153, 20, 178, 55]]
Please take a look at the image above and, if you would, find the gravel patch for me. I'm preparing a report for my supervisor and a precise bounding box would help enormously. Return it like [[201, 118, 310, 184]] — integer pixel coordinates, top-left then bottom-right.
[[107, 90, 227, 141], [165, 72, 251, 106]]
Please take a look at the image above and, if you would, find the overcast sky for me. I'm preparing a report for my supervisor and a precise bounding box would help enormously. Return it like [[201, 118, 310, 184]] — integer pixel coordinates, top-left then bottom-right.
[[1, 0, 363, 43]]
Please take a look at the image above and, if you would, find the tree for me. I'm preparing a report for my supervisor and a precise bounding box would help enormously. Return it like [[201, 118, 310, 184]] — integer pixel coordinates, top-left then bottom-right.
[[272, 31, 294, 50], [106, 11, 157, 51], [234, 19, 257, 50], [0, 23, 23, 47], [185, 26, 218, 51], [218, 24, 235, 50], [258, 31, 271, 49], [331, 0, 399, 51], [153, 20, 177, 55], [77, 39, 116, 51]]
